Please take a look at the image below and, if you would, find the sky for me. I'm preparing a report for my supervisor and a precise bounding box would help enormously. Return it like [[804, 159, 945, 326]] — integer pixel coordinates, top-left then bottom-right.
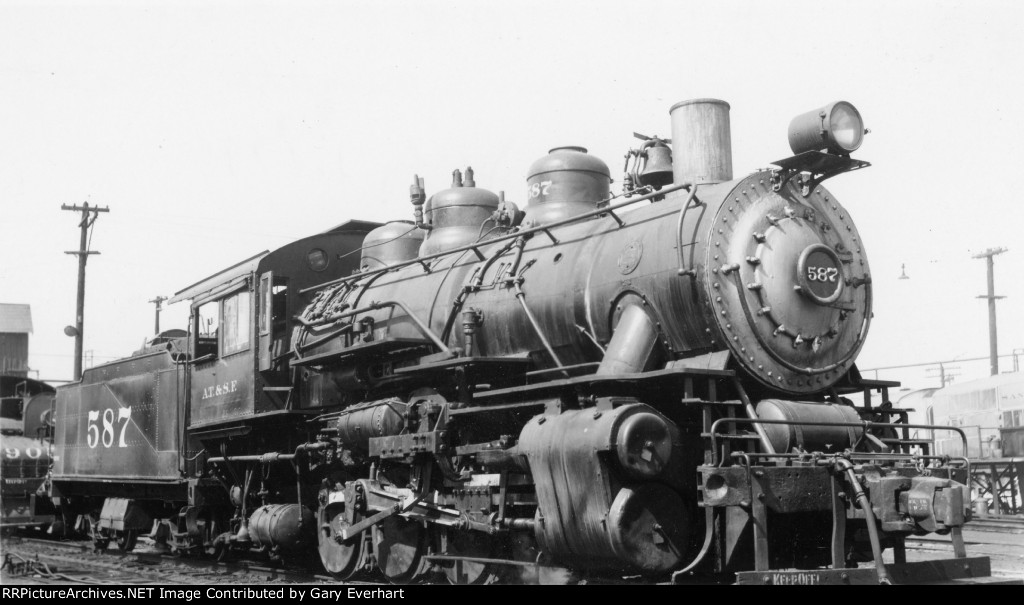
[[1, 0, 1022, 392]]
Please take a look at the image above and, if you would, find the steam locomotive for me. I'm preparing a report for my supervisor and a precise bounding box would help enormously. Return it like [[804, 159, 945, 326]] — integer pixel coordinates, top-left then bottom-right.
[[50, 98, 1000, 584], [1, 375, 55, 531]]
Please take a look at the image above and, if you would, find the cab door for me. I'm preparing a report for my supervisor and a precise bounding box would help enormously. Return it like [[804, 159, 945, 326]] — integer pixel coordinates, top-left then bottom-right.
[[188, 286, 255, 426], [257, 272, 289, 374], [258, 273, 273, 372]]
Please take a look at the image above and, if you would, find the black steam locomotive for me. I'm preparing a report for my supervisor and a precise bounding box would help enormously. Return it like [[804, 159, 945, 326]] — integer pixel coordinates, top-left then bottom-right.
[[50, 99, 995, 584], [1, 375, 56, 531]]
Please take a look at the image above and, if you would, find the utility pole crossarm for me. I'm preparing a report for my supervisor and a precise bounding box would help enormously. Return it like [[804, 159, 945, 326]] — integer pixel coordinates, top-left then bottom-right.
[[149, 295, 168, 334], [61, 203, 110, 212]]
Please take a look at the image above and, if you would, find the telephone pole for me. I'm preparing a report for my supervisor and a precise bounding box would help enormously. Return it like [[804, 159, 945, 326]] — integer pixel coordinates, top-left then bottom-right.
[[926, 362, 960, 388], [62, 202, 110, 380], [972, 247, 1007, 376], [149, 295, 167, 334]]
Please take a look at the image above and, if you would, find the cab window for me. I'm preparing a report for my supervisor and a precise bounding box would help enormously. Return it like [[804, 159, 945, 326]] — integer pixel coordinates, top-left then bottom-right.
[[195, 300, 220, 359], [222, 290, 251, 355]]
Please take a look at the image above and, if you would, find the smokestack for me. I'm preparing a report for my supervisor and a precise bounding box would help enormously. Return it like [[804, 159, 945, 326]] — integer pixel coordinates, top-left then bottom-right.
[[669, 99, 733, 185]]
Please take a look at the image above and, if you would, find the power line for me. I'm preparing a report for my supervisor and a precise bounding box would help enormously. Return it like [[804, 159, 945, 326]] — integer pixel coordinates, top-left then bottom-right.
[[862, 351, 1021, 374]]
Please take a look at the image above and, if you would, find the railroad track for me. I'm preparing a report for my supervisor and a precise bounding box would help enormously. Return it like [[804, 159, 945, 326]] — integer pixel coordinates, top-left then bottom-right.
[[6, 529, 1020, 585], [0, 536, 374, 585], [966, 516, 1024, 534]]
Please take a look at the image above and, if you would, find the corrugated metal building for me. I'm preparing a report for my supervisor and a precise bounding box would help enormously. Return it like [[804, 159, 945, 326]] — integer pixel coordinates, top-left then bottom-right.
[[0, 303, 33, 377]]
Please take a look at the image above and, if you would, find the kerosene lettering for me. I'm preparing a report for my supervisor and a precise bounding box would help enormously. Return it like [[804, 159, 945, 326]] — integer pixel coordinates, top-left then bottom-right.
[[771, 572, 822, 585]]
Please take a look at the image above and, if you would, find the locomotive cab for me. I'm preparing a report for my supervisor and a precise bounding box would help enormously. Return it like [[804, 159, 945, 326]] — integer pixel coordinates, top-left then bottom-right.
[[169, 220, 381, 427]]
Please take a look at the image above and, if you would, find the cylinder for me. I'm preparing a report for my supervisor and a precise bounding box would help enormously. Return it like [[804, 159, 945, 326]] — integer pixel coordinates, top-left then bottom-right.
[[335, 398, 408, 452], [614, 411, 673, 479], [248, 504, 314, 550], [524, 146, 610, 225], [360, 221, 425, 271], [754, 400, 863, 454], [669, 99, 733, 185], [517, 403, 681, 570]]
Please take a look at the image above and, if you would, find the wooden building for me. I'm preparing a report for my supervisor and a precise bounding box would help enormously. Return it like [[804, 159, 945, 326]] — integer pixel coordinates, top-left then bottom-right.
[[0, 303, 33, 377]]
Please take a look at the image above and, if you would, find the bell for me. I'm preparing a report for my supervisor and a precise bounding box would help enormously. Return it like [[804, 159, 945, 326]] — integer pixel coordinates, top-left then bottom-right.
[[639, 144, 674, 188]]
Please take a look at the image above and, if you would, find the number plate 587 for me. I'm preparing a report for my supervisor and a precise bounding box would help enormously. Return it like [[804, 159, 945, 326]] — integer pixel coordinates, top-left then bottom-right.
[[806, 266, 838, 282], [86, 407, 132, 448]]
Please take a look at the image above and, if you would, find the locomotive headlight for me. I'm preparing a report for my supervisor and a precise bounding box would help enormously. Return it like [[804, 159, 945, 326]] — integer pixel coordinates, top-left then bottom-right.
[[788, 101, 867, 155]]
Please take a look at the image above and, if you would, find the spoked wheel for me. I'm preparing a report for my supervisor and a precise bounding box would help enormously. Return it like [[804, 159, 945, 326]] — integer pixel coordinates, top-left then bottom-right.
[[116, 529, 138, 553], [374, 516, 427, 584], [318, 503, 367, 580], [443, 528, 496, 585]]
